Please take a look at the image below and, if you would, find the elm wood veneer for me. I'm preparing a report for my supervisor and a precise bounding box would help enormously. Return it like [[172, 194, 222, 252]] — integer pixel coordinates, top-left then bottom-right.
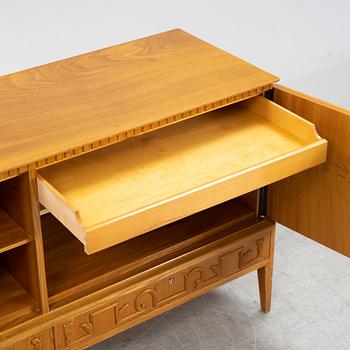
[[37, 96, 326, 254], [1, 29, 350, 349], [0, 29, 278, 181], [268, 85, 350, 257]]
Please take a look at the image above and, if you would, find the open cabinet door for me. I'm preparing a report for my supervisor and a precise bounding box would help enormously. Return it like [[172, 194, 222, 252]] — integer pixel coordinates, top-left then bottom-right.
[[268, 85, 350, 257]]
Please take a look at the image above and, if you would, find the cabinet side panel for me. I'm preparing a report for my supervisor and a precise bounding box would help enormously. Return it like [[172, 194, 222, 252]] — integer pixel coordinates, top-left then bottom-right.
[[268, 85, 350, 257]]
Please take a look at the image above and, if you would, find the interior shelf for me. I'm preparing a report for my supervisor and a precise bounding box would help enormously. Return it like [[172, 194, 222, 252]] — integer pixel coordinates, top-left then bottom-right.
[[38, 96, 327, 254], [0, 264, 38, 329], [42, 199, 256, 307], [0, 209, 30, 254]]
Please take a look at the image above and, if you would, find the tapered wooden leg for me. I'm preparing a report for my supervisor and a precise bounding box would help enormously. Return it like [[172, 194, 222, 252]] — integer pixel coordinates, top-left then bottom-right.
[[257, 224, 275, 313], [257, 261, 273, 313]]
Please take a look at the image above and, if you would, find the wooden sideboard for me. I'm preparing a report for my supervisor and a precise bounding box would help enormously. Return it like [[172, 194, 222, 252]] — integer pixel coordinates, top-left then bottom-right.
[[0, 29, 349, 349]]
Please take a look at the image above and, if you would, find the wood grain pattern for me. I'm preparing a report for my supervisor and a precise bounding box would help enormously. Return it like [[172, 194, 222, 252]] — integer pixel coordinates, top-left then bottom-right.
[[0, 210, 30, 254], [0, 265, 38, 330], [0, 29, 278, 181], [0, 172, 49, 318], [27, 167, 49, 313], [268, 85, 350, 257], [4, 28, 343, 348], [38, 96, 326, 253], [257, 225, 275, 313], [42, 199, 256, 306]]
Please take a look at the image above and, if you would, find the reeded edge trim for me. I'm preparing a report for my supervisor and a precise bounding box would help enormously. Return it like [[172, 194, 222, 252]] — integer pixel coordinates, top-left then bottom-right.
[[0, 84, 273, 182]]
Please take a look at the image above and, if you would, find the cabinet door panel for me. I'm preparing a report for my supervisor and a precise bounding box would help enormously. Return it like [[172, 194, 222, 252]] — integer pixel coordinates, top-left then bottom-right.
[[268, 85, 350, 257]]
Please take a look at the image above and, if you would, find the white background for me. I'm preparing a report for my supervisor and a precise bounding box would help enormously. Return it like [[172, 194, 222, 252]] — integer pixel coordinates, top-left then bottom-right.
[[1, 0, 349, 107]]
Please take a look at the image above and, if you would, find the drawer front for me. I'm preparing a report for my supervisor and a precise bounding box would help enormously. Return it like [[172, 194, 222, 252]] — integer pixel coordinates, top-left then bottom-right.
[[38, 96, 326, 254], [8, 329, 52, 350], [53, 221, 272, 349]]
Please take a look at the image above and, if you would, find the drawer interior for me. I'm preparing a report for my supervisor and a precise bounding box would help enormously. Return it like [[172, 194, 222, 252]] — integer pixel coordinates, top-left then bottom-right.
[[38, 96, 327, 254], [42, 197, 257, 308]]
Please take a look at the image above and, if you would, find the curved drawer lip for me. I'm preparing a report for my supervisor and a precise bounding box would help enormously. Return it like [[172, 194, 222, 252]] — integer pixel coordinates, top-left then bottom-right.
[[37, 96, 327, 254]]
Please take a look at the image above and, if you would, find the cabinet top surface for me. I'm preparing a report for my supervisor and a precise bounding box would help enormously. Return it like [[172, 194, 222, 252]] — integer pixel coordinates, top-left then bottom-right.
[[0, 28, 278, 180]]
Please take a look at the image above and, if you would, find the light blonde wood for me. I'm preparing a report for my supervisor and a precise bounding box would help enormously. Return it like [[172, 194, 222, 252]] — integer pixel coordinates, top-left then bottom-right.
[[257, 225, 275, 313], [27, 167, 49, 313], [268, 85, 350, 257], [241, 95, 323, 142], [0, 29, 278, 181], [42, 199, 255, 306], [0, 210, 30, 254], [38, 96, 326, 253]]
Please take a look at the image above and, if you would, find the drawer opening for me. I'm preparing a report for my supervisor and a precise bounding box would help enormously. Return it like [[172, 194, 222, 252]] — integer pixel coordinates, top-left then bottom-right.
[[37, 96, 327, 254], [42, 198, 258, 308]]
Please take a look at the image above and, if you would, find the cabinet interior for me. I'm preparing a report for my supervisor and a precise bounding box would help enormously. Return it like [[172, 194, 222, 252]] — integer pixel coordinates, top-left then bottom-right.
[[0, 262, 38, 329], [0, 175, 40, 330], [41, 194, 258, 308]]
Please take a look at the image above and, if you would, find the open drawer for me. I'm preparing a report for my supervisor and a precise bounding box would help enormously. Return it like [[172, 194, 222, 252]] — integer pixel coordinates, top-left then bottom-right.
[[37, 96, 327, 254]]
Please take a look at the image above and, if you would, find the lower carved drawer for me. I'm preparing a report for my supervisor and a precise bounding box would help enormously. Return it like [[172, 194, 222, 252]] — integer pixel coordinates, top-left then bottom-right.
[[53, 219, 273, 349]]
